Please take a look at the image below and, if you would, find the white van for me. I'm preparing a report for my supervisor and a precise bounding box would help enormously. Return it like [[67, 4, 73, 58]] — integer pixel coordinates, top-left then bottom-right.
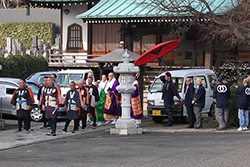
[[147, 69, 218, 123], [56, 69, 94, 97]]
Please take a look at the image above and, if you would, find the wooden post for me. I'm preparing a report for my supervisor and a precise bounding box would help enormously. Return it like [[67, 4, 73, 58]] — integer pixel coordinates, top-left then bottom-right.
[[87, 23, 92, 54], [204, 46, 213, 69], [99, 63, 104, 80], [126, 35, 133, 51], [156, 34, 162, 44]]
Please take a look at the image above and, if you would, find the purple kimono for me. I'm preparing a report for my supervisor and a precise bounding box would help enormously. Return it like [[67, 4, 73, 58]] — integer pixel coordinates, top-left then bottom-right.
[[104, 80, 121, 116], [130, 84, 142, 119]]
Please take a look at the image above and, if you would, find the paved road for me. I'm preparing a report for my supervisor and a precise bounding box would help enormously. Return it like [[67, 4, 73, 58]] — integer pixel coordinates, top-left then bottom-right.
[[1, 116, 250, 167], [1, 130, 250, 167]]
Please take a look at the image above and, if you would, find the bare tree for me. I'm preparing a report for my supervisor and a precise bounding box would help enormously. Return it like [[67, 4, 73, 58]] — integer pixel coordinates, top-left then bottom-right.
[[1, 0, 25, 8], [148, 0, 250, 49]]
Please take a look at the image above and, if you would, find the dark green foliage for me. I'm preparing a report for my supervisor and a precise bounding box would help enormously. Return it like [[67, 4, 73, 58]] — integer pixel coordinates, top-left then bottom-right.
[[228, 83, 244, 127], [0, 54, 49, 78]]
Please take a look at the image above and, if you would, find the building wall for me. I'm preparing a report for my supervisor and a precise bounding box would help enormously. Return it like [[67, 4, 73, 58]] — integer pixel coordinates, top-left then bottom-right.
[[0, 8, 60, 37], [62, 4, 88, 54], [0, 8, 60, 26], [92, 23, 121, 54]]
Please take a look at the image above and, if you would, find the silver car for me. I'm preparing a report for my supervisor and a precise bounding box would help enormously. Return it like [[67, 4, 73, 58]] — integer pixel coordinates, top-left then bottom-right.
[[26, 71, 57, 86], [0, 78, 56, 121]]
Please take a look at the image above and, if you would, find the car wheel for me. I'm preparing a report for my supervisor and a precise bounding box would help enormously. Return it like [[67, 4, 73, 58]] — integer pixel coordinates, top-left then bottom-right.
[[208, 103, 215, 120], [152, 116, 165, 123], [30, 106, 43, 121]]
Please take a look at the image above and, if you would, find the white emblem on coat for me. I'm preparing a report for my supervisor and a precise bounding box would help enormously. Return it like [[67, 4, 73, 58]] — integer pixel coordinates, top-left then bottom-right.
[[68, 91, 76, 111], [217, 85, 227, 93], [245, 88, 250, 95], [89, 87, 95, 107]]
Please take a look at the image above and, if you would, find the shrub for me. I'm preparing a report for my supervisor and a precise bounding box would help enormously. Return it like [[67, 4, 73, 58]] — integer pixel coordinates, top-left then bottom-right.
[[0, 54, 49, 78], [228, 82, 244, 127]]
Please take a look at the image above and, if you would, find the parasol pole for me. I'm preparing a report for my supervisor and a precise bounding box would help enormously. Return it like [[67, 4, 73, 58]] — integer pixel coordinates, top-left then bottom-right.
[[158, 55, 167, 70]]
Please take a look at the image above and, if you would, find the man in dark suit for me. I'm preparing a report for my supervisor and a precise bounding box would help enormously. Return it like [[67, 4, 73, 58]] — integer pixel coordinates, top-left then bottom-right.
[[160, 72, 183, 126], [192, 78, 206, 129], [184, 77, 195, 128]]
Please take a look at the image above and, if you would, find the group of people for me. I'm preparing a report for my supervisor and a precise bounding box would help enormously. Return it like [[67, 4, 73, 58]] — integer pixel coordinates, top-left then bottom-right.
[[162, 71, 250, 131], [10, 72, 143, 136]]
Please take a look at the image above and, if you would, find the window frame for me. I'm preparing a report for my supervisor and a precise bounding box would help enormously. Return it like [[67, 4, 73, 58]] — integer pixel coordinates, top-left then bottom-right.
[[194, 76, 208, 89], [66, 23, 83, 51]]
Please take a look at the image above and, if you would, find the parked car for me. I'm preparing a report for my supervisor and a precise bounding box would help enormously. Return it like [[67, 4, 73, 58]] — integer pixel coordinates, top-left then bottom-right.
[[26, 71, 58, 86], [0, 78, 66, 121], [56, 69, 94, 97], [147, 69, 218, 123]]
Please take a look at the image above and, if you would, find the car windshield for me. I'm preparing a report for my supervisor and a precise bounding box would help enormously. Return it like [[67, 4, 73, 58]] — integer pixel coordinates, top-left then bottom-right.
[[27, 73, 53, 85], [37, 74, 52, 85], [26, 82, 40, 95], [57, 74, 83, 87], [150, 77, 184, 93]]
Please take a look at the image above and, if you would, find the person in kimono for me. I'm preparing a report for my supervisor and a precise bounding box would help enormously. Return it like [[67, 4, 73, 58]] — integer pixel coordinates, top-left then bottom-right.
[[76, 79, 89, 131], [61, 81, 82, 133], [104, 72, 121, 125], [98, 74, 108, 92], [51, 75, 61, 105], [41, 77, 60, 136], [86, 77, 100, 129], [90, 82, 106, 126], [130, 76, 142, 127], [24, 79, 35, 131], [84, 72, 95, 85], [84, 72, 95, 123], [10, 79, 32, 134], [38, 76, 50, 129]]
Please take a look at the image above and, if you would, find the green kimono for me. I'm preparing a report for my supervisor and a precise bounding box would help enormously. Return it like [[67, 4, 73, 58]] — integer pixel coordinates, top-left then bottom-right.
[[90, 89, 106, 122]]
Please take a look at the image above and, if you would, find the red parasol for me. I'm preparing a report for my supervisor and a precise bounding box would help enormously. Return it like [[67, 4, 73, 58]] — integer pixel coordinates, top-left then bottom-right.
[[134, 39, 181, 66]]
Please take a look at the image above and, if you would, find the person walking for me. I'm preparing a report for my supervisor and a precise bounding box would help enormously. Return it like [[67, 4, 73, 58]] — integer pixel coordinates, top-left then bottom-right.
[[86, 77, 100, 129], [38, 76, 50, 129], [41, 77, 60, 136], [213, 77, 230, 130], [160, 72, 183, 127], [76, 79, 89, 131], [192, 78, 206, 129], [90, 82, 106, 126], [61, 81, 82, 133], [10, 79, 32, 134], [184, 77, 195, 128], [104, 72, 121, 125], [235, 78, 250, 131]]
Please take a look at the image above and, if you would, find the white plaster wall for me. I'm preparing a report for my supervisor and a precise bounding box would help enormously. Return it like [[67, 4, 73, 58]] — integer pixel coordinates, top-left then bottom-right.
[[62, 4, 88, 53]]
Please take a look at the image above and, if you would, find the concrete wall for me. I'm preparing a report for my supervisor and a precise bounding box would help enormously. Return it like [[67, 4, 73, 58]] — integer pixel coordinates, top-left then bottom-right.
[[0, 8, 60, 36]]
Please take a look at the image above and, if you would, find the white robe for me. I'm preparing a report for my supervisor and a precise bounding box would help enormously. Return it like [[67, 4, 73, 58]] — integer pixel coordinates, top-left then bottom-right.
[[105, 78, 116, 93]]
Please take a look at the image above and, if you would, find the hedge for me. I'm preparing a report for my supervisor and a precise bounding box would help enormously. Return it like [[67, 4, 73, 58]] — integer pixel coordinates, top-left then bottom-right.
[[0, 22, 56, 51], [0, 54, 49, 78]]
